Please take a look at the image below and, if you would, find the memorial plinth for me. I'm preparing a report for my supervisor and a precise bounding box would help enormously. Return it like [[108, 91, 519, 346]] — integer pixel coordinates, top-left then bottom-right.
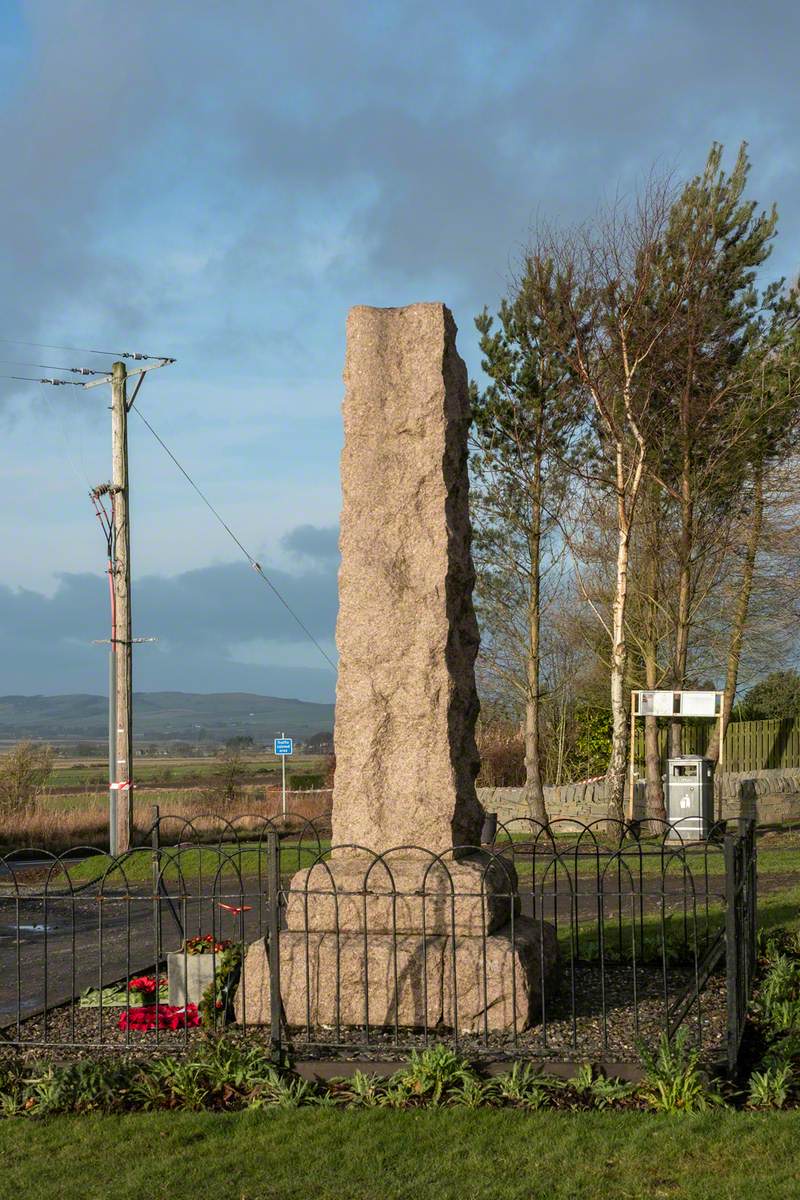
[[238, 304, 558, 1033]]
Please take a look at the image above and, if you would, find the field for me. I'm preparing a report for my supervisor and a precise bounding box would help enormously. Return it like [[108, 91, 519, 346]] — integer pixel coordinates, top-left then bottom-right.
[[0, 753, 331, 853], [1, 1109, 799, 1200], [47, 752, 328, 790]]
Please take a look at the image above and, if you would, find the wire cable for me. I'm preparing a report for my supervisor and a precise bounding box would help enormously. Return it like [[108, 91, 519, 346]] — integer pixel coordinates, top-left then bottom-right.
[[0, 336, 173, 361], [0, 359, 107, 375], [130, 404, 337, 672], [0, 373, 86, 385]]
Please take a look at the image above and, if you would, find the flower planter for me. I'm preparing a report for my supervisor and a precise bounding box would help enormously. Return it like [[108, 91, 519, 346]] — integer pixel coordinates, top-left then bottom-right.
[[167, 952, 216, 1007]]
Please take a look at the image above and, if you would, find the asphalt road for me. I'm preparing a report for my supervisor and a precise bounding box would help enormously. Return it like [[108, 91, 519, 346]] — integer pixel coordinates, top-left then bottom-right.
[[0, 881, 270, 1025]]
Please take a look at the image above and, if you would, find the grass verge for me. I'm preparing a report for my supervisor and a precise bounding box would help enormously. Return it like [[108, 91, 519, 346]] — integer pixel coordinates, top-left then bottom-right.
[[63, 841, 330, 884], [1, 1109, 800, 1200]]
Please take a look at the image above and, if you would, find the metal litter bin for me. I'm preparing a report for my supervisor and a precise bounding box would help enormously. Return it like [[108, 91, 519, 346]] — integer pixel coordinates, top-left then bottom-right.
[[666, 755, 714, 841]]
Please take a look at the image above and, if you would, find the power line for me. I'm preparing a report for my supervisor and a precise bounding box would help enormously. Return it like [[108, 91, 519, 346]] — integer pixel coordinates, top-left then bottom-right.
[[0, 336, 174, 361], [0, 359, 106, 375], [0, 373, 86, 385], [130, 403, 337, 673], [0, 358, 175, 390]]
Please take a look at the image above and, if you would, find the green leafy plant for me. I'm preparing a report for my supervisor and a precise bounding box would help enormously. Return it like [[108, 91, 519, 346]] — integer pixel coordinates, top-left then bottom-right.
[[23, 1060, 139, 1116], [385, 1046, 479, 1107], [493, 1062, 553, 1110], [328, 1071, 388, 1108], [190, 1037, 275, 1095], [588, 1073, 637, 1109], [198, 945, 243, 1028], [247, 1070, 321, 1110], [153, 1057, 209, 1111], [764, 999, 800, 1033], [747, 1064, 794, 1109], [0, 1059, 26, 1116], [757, 954, 800, 1006], [638, 1030, 724, 1114], [568, 1063, 636, 1110], [450, 1074, 494, 1109], [757, 929, 800, 969], [762, 1033, 800, 1068]]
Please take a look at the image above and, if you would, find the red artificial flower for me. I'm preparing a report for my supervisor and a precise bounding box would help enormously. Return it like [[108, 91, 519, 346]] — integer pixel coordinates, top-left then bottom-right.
[[117, 1003, 200, 1033], [128, 975, 164, 995], [183, 934, 233, 956]]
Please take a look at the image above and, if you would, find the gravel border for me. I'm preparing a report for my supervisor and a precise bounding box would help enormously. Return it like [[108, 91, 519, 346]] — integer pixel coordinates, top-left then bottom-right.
[[0, 962, 726, 1068]]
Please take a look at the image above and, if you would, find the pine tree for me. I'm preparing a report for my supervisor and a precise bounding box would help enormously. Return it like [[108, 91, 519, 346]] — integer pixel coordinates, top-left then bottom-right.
[[646, 143, 791, 756], [470, 290, 584, 820]]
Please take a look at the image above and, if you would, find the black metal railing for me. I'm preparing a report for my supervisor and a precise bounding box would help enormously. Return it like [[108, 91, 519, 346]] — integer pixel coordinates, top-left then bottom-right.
[[723, 817, 758, 1073], [0, 811, 757, 1073]]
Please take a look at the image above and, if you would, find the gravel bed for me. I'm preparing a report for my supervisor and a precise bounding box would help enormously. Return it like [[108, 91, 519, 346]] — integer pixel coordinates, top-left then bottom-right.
[[286, 964, 727, 1065], [1, 962, 726, 1068]]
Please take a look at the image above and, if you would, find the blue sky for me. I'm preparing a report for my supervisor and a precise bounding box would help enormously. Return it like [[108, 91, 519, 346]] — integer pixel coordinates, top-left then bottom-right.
[[1, 0, 798, 703]]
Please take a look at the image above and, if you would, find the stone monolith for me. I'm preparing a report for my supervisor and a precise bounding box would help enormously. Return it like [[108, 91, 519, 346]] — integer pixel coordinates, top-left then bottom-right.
[[237, 303, 559, 1035], [331, 303, 484, 854]]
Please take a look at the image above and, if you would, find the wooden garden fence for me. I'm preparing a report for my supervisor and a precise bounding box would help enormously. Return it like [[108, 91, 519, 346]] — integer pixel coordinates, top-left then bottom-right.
[[634, 717, 800, 775]]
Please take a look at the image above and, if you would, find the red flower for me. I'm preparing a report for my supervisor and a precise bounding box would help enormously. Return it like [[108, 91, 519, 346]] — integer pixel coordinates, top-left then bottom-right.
[[183, 934, 233, 956], [128, 975, 162, 995], [117, 1003, 200, 1032]]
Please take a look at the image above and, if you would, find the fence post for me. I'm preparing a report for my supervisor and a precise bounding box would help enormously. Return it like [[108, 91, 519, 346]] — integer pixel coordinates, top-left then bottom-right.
[[724, 826, 740, 1077], [266, 829, 283, 1061], [151, 804, 163, 968], [744, 817, 758, 989]]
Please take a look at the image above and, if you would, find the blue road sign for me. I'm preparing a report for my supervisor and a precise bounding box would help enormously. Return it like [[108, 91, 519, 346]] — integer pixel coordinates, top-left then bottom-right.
[[274, 737, 293, 756]]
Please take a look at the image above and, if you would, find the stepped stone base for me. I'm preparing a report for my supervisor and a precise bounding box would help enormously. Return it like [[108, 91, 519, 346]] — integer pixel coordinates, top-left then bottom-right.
[[285, 852, 519, 937], [235, 916, 558, 1033]]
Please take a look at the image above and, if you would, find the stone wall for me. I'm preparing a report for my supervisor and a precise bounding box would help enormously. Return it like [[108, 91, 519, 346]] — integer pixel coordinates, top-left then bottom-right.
[[477, 781, 621, 828], [718, 770, 800, 825], [478, 769, 800, 828], [265, 772, 800, 832]]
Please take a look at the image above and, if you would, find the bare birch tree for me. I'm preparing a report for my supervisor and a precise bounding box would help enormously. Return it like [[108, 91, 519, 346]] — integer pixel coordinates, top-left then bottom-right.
[[523, 181, 691, 818]]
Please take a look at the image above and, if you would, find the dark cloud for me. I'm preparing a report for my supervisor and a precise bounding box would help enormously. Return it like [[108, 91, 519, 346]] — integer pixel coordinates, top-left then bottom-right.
[[0, 544, 338, 702], [2, 0, 798, 395], [2, 0, 800, 700]]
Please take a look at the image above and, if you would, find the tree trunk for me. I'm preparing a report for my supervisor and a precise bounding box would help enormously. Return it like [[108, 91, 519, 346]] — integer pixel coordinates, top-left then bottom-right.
[[555, 699, 567, 787], [607, 499, 631, 822], [706, 463, 764, 764], [523, 450, 547, 821], [643, 506, 666, 827], [643, 638, 666, 829], [670, 442, 693, 758]]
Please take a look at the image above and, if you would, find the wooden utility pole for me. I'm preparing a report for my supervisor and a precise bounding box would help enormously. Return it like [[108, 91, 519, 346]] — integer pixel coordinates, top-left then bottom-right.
[[111, 361, 134, 852], [88, 355, 172, 855]]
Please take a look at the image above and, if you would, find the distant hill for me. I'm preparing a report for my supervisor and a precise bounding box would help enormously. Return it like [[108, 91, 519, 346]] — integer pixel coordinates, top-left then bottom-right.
[[0, 692, 334, 744]]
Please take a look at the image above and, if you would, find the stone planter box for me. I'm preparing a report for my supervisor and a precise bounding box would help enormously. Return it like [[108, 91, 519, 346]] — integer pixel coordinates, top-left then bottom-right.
[[167, 952, 216, 1006]]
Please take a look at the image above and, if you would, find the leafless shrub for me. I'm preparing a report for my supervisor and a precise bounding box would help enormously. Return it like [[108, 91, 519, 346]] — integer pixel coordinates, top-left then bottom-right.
[[0, 741, 54, 816], [476, 721, 525, 787]]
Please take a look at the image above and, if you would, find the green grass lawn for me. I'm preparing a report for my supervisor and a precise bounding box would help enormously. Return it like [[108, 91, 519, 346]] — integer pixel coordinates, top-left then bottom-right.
[[1, 1109, 799, 1200], [505, 834, 798, 879], [62, 830, 794, 884], [65, 840, 332, 884], [757, 878, 800, 934]]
